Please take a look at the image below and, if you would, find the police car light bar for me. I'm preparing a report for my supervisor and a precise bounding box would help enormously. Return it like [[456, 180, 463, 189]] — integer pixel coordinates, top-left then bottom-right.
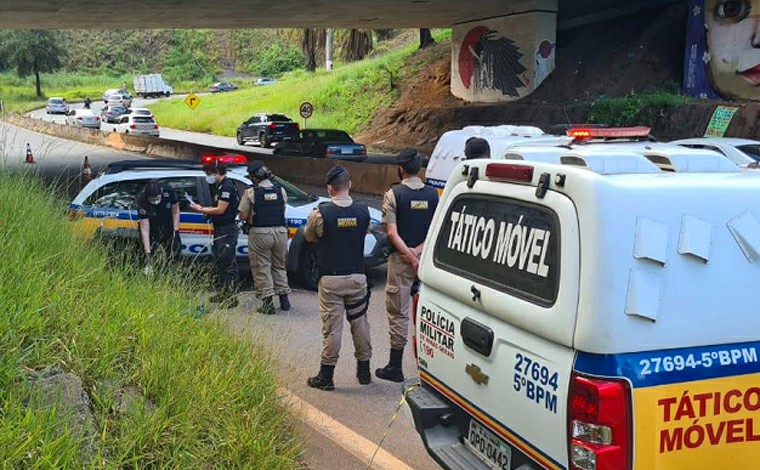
[[201, 154, 248, 165], [485, 163, 534, 182], [567, 126, 651, 139]]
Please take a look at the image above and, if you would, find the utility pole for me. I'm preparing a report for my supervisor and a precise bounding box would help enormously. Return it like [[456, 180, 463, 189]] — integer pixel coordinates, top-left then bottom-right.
[[326, 29, 334, 71]]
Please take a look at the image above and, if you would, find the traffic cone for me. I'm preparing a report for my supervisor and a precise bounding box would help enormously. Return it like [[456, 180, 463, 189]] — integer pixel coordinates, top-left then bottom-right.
[[25, 143, 35, 164], [82, 156, 93, 183]]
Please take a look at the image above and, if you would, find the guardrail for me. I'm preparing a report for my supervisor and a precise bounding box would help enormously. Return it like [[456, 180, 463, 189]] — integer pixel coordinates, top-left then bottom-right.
[[3, 113, 415, 195]]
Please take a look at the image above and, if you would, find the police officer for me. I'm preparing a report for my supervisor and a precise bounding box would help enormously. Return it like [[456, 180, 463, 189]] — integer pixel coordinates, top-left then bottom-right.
[[190, 162, 240, 307], [136, 181, 181, 262], [304, 165, 373, 391], [376, 148, 439, 382], [238, 161, 291, 315], [464, 137, 491, 159]]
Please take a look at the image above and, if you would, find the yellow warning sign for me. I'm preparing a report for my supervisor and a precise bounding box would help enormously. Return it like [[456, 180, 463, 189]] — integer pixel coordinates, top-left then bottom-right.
[[184, 93, 201, 110]]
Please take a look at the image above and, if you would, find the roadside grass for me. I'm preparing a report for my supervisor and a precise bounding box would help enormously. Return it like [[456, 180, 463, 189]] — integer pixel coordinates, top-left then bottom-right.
[[0, 171, 301, 468], [0, 72, 212, 114], [588, 84, 694, 128], [148, 30, 451, 137]]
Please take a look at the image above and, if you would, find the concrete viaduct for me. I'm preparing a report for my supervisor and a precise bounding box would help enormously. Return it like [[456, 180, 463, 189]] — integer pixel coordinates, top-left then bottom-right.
[[0, 0, 677, 102]]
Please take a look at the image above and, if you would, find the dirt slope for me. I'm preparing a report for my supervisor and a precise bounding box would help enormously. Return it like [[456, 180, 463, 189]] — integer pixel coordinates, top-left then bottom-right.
[[358, 3, 760, 154]]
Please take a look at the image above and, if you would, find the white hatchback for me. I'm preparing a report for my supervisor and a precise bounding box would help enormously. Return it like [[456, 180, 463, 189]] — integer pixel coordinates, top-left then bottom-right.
[[115, 114, 159, 137], [65, 109, 101, 129]]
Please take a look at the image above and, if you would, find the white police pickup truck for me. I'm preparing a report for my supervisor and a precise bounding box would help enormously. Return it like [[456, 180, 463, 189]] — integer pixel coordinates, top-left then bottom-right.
[[69, 160, 388, 289], [406, 148, 760, 470]]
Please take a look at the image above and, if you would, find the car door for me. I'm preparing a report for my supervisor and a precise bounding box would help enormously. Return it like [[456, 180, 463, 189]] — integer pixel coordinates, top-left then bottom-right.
[[157, 176, 214, 257], [243, 116, 259, 139], [81, 179, 148, 241]]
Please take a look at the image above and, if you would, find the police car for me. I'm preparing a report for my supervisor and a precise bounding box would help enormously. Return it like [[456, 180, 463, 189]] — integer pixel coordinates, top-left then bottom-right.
[[69, 160, 388, 289], [406, 148, 760, 469]]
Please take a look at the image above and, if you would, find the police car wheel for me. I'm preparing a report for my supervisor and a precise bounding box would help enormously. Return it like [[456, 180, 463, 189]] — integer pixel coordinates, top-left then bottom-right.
[[298, 244, 319, 291]]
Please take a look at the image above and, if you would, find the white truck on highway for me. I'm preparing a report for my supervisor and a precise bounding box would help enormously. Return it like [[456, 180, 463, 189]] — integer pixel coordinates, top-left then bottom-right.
[[133, 74, 173, 98]]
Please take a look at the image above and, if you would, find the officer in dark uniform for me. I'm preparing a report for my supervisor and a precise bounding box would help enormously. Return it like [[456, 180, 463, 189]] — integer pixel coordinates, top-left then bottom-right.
[[190, 162, 240, 307], [238, 161, 291, 314], [464, 137, 491, 159], [304, 165, 373, 391], [376, 148, 439, 382], [136, 181, 181, 262]]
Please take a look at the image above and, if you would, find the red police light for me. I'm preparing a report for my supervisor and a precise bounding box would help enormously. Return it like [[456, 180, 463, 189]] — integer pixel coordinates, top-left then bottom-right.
[[567, 127, 651, 139], [201, 154, 248, 164]]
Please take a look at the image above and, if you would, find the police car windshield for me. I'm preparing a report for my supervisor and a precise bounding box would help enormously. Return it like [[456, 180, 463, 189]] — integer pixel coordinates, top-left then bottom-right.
[[272, 176, 317, 206]]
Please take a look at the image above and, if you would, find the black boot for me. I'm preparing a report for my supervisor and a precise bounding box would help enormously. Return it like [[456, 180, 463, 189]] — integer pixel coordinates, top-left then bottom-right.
[[357, 360, 371, 385], [375, 348, 405, 382], [307, 364, 335, 391], [279, 294, 291, 311], [257, 296, 275, 315]]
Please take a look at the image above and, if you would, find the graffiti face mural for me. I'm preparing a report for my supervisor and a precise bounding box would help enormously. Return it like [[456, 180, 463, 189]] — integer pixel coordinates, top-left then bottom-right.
[[451, 11, 556, 103], [458, 26, 527, 97], [685, 0, 760, 99]]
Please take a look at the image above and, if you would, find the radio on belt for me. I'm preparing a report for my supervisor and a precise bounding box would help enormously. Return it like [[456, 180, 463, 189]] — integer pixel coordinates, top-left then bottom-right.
[[405, 146, 760, 470]]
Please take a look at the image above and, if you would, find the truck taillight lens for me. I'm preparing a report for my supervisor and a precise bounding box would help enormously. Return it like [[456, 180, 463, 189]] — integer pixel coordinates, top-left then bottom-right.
[[568, 374, 632, 470], [129, 124, 136, 129], [269, 122, 277, 129], [295, 123, 300, 131], [411, 289, 419, 361]]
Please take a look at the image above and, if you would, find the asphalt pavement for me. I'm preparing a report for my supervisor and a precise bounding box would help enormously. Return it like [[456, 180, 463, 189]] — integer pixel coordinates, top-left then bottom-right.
[[0, 119, 439, 469], [28, 96, 399, 165]]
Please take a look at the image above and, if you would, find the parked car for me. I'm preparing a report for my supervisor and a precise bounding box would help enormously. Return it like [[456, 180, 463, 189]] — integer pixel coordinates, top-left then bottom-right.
[[68, 160, 389, 290], [208, 81, 239, 93], [236, 113, 299, 148], [46, 97, 69, 115], [106, 92, 133, 109], [102, 88, 130, 103], [255, 77, 277, 86], [65, 109, 101, 129], [115, 114, 159, 137], [671, 137, 760, 166], [123, 107, 154, 118], [273, 129, 368, 162], [100, 105, 128, 124]]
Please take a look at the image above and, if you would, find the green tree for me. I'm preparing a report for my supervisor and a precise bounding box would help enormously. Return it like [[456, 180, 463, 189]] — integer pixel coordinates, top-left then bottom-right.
[[0, 30, 64, 97]]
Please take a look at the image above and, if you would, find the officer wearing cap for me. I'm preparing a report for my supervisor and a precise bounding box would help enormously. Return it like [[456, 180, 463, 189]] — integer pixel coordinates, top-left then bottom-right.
[[238, 161, 291, 314], [190, 161, 240, 307], [136, 181, 181, 262], [464, 137, 491, 159], [376, 148, 438, 383], [304, 165, 373, 391]]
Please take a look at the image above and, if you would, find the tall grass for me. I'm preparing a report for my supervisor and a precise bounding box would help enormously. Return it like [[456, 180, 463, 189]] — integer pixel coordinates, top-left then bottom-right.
[[148, 29, 451, 137], [0, 171, 301, 468]]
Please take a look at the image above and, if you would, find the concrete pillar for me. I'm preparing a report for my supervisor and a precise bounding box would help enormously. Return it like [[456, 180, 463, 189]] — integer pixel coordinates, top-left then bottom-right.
[[451, 0, 557, 103], [326, 29, 334, 71]]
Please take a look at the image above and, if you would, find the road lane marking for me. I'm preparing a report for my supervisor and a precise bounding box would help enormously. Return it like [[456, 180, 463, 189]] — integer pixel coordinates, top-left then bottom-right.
[[278, 387, 414, 470]]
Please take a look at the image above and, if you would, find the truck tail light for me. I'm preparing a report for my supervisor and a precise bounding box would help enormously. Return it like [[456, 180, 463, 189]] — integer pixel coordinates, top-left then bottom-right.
[[269, 122, 277, 129], [129, 124, 137, 130], [76, 116, 83, 120], [95, 116, 100, 121], [411, 287, 420, 361], [154, 124, 159, 130], [295, 122, 300, 131], [568, 374, 632, 470], [485, 163, 534, 182]]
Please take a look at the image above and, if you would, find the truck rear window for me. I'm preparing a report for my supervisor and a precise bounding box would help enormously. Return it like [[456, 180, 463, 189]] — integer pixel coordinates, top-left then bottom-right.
[[434, 195, 560, 306]]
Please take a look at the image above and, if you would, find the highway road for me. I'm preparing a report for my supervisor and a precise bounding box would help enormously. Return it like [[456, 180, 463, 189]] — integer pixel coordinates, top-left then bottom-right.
[[0, 120, 439, 470], [28, 96, 400, 165]]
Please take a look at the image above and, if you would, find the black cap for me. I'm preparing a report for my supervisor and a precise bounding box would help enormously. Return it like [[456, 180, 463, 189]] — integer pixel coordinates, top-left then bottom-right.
[[396, 148, 421, 166], [464, 137, 491, 159], [247, 161, 265, 175], [202, 161, 226, 174], [144, 182, 161, 198], [324, 165, 349, 185]]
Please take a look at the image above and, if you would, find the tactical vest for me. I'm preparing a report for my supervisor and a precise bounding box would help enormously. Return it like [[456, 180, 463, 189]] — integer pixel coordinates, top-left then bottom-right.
[[392, 183, 438, 247], [317, 201, 370, 277], [251, 184, 286, 227]]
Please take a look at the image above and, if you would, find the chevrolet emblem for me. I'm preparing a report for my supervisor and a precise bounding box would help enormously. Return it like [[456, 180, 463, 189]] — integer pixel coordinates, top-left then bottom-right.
[[465, 363, 489, 385]]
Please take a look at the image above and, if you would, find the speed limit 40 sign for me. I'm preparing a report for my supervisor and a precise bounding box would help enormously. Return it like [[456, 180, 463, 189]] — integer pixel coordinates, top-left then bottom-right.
[[299, 102, 314, 119]]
